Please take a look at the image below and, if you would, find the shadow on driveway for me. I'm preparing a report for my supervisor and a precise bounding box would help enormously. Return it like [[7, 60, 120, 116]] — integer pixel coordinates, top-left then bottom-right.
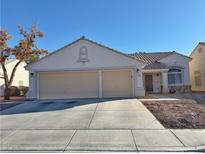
[[0, 102, 24, 111], [0, 98, 128, 115]]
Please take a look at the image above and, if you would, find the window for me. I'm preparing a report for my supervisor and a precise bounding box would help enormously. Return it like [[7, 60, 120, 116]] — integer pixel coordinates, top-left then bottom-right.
[[168, 69, 182, 85], [194, 70, 201, 86]]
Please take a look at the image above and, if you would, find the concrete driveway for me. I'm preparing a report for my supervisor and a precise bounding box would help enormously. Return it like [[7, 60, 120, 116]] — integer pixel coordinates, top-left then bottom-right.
[[0, 99, 164, 130], [0, 99, 204, 152]]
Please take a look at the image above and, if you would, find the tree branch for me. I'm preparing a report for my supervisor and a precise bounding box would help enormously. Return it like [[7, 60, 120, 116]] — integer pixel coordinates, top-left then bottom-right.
[[0, 61, 9, 87], [8, 60, 22, 86]]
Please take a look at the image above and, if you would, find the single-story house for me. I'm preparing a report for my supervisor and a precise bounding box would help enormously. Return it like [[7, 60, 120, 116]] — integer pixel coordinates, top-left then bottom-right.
[[26, 36, 145, 100], [26, 37, 191, 100], [0, 59, 29, 96], [189, 42, 205, 91]]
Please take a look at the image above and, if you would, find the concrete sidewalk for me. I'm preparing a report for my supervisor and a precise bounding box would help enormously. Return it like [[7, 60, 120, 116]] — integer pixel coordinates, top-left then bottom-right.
[[0, 129, 205, 152]]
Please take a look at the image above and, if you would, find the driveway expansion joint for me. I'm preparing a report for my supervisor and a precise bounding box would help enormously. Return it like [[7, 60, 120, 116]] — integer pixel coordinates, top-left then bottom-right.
[[87, 101, 99, 128], [63, 129, 77, 152], [131, 129, 139, 151], [169, 129, 186, 147]]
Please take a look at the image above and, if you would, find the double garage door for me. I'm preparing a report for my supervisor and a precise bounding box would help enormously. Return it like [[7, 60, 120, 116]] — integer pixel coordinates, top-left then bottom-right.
[[39, 69, 133, 99]]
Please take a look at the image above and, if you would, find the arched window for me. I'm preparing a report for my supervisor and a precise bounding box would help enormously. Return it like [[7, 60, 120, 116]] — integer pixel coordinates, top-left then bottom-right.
[[168, 68, 182, 85]]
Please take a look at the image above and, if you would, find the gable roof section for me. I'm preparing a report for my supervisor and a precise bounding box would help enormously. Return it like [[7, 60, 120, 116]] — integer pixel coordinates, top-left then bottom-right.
[[130, 51, 190, 64], [190, 42, 205, 57], [27, 36, 143, 69], [26, 36, 191, 70], [143, 61, 168, 70], [129, 52, 173, 64], [129, 51, 190, 70]]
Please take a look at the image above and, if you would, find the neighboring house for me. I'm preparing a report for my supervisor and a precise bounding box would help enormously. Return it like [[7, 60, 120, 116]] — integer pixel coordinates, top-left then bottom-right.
[[129, 51, 191, 94], [189, 42, 205, 91], [0, 59, 29, 96], [26, 36, 191, 100]]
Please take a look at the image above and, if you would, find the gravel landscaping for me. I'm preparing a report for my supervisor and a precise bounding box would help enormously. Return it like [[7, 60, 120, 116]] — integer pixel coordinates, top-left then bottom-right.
[[142, 99, 205, 129]]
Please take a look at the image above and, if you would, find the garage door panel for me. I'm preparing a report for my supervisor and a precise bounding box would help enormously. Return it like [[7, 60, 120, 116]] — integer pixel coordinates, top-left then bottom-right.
[[102, 70, 133, 97], [39, 71, 99, 99]]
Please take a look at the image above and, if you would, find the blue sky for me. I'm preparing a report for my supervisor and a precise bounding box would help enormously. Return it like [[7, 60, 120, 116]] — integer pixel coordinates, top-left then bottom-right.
[[1, 0, 205, 56]]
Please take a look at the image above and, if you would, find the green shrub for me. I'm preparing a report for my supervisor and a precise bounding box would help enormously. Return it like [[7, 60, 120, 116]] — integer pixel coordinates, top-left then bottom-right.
[[10, 86, 20, 96], [19, 86, 28, 96]]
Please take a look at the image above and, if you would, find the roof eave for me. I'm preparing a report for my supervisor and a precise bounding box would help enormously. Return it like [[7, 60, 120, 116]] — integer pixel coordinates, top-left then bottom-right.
[[83, 38, 145, 64], [190, 42, 205, 57], [142, 69, 169, 73]]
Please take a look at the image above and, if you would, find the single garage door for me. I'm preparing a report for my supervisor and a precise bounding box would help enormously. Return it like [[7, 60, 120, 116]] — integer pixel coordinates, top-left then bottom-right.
[[39, 71, 99, 99], [102, 69, 133, 97]]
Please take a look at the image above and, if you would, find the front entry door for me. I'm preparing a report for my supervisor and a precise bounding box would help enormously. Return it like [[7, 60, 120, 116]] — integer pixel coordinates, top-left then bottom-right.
[[145, 75, 153, 92]]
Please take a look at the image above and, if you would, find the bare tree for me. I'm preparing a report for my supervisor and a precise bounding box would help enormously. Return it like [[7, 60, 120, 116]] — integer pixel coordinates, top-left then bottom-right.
[[0, 25, 48, 100]]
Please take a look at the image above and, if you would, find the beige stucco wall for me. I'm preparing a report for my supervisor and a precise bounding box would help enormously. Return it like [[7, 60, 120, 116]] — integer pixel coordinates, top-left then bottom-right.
[[28, 40, 142, 71], [28, 39, 145, 99], [0, 60, 29, 96], [189, 44, 205, 91], [159, 53, 191, 86]]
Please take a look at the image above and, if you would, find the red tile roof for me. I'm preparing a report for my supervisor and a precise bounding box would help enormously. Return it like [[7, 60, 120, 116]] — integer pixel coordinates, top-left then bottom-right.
[[129, 52, 174, 64], [143, 61, 168, 70], [129, 51, 190, 70]]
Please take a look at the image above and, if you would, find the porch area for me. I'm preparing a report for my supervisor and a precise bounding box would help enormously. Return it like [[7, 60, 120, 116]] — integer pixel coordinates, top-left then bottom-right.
[[142, 69, 169, 94]]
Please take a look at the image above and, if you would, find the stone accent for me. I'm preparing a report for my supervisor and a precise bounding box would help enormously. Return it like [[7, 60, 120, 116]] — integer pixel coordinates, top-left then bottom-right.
[[168, 85, 191, 93]]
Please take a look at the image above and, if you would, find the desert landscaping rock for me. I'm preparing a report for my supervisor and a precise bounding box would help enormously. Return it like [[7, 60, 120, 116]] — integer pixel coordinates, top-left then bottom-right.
[[142, 100, 205, 129]]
